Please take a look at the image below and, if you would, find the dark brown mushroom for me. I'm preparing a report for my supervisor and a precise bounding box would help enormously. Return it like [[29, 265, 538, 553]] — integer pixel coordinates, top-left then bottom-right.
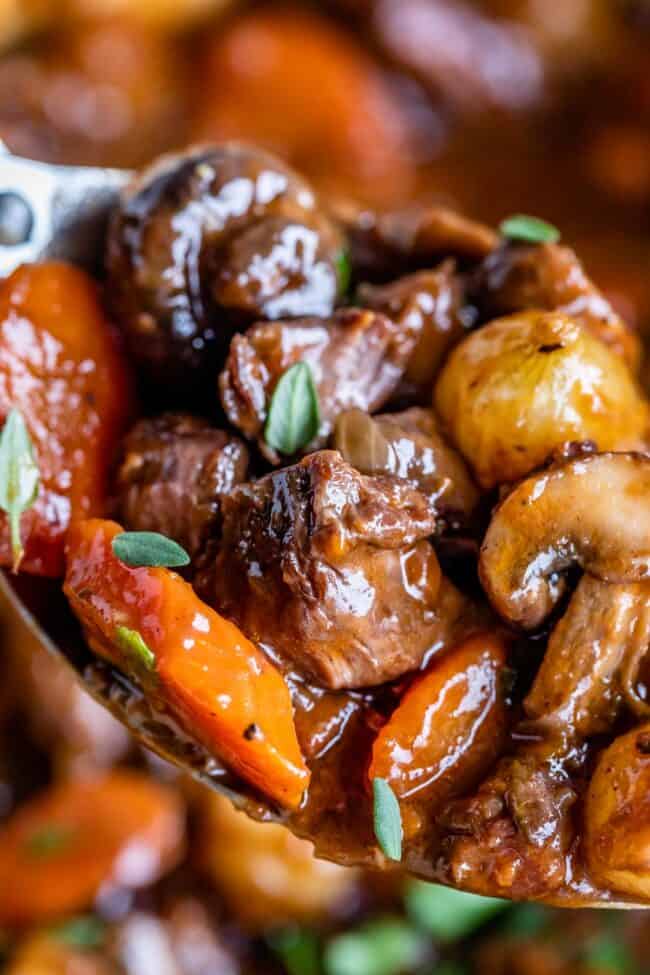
[[106, 143, 344, 384]]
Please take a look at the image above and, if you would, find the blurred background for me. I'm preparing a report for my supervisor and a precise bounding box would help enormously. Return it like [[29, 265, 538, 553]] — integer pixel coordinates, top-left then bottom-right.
[[0, 1, 648, 971]]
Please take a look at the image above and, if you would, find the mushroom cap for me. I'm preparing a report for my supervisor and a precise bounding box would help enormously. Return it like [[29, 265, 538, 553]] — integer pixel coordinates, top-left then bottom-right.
[[479, 452, 650, 629]]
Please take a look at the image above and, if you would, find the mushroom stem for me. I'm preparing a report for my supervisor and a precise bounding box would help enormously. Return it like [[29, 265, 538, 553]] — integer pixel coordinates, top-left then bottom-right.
[[523, 575, 650, 739]]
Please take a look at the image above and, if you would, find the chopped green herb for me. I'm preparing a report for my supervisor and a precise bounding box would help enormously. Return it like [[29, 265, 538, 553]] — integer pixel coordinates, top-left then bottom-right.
[[50, 916, 106, 950], [500, 903, 548, 938], [405, 881, 507, 942], [112, 531, 190, 569], [115, 625, 156, 672], [582, 935, 638, 975], [265, 362, 320, 456], [0, 408, 40, 571], [25, 824, 74, 859], [372, 778, 402, 862], [324, 919, 426, 975], [499, 214, 560, 245], [336, 250, 352, 296], [269, 927, 322, 975]]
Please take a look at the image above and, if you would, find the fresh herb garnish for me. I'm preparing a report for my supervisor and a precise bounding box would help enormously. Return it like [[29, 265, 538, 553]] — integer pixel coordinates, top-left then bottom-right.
[[269, 927, 322, 975], [405, 881, 507, 941], [0, 408, 40, 571], [582, 935, 638, 975], [324, 919, 426, 975], [499, 214, 560, 245], [115, 625, 156, 672], [500, 903, 547, 938], [112, 531, 190, 569], [336, 250, 352, 296], [372, 778, 402, 862], [50, 916, 106, 949], [25, 824, 74, 859], [265, 362, 320, 456]]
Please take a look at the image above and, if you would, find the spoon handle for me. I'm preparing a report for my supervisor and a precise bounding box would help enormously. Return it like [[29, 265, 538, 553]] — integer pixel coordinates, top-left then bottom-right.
[[0, 142, 131, 277]]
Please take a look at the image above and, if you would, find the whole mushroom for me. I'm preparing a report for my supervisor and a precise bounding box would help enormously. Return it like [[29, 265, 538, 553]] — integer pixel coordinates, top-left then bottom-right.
[[106, 143, 344, 385]]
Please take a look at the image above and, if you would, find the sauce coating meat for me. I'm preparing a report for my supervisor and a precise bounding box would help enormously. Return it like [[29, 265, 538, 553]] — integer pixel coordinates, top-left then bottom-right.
[[199, 450, 444, 689], [115, 413, 248, 559]]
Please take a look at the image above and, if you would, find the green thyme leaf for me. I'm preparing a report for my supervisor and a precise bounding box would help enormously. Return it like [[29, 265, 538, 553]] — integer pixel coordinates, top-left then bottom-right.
[[268, 927, 322, 975], [112, 531, 190, 569], [115, 625, 156, 672], [372, 778, 402, 862], [265, 362, 320, 456], [499, 214, 560, 245], [324, 919, 426, 975], [0, 408, 40, 571], [25, 824, 75, 859], [582, 935, 637, 975], [50, 916, 106, 949], [336, 250, 352, 296], [405, 881, 507, 942]]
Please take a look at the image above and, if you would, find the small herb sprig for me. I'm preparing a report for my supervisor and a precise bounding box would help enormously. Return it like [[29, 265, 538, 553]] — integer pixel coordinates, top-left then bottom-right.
[[0, 408, 40, 572], [265, 362, 320, 456], [112, 531, 190, 569], [115, 625, 156, 673], [499, 214, 560, 245], [372, 778, 402, 862]]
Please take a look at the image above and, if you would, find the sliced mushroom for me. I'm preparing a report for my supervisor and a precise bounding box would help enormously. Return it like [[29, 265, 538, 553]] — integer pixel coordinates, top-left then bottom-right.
[[479, 452, 650, 629], [524, 575, 650, 737]]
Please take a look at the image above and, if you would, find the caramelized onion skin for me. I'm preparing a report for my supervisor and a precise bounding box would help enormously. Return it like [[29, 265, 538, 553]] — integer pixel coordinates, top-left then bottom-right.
[[369, 632, 509, 804], [0, 261, 133, 576], [585, 724, 650, 899], [434, 310, 648, 489]]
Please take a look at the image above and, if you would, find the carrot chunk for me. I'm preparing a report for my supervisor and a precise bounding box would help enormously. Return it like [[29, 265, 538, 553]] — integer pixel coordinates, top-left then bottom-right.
[[0, 262, 133, 576], [369, 633, 509, 803], [0, 771, 183, 927], [64, 519, 310, 809]]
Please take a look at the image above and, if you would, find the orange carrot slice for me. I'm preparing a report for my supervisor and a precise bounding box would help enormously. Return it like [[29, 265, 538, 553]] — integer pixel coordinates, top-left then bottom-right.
[[64, 519, 310, 809]]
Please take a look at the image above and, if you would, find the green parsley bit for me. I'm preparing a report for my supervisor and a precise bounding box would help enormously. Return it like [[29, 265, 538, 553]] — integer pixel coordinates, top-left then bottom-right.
[[112, 531, 190, 569], [25, 824, 75, 859], [268, 927, 322, 975], [405, 881, 508, 942], [50, 916, 106, 950], [324, 919, 426, 975], [372, 778, 402, 862], [264, 362, 321, 456], [336, 250, 352, 296], [0, 408, 40, 572], [499, 214, 560, 245], [115, 625, 156, 673]]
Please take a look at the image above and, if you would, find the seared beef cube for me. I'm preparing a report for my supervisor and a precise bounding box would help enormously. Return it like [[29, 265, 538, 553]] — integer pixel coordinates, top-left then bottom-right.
[[198, 450, 444, 689], [116, 413, 248, 559]]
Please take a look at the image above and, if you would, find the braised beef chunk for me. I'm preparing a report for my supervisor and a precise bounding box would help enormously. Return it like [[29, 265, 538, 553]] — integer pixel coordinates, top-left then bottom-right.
[[337, 201, 498, 281], [473, 240, 640, 368], [219, 308, 421, 463], [199, 450, 443, 689], [358, 261, 473, 392], [334, 406, 479, 529], [116, 413, 248, 559]]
